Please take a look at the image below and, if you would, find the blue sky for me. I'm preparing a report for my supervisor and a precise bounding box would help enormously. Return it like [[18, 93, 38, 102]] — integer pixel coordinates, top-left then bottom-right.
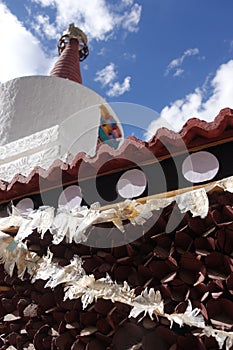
[[0, 0, 233, 139]]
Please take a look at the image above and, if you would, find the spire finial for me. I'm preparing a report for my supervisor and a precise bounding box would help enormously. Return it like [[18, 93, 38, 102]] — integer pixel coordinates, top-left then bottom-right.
[[58, 23, 89, 61]]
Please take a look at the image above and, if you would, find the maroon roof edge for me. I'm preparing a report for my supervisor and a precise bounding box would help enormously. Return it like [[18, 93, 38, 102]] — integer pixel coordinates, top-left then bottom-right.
[[1, 107, 233, 202]]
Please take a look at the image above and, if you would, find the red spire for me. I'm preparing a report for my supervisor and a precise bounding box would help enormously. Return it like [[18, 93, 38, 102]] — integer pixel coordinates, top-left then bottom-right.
[[50, 38, 83, 84], [49, 24, 89, 84]]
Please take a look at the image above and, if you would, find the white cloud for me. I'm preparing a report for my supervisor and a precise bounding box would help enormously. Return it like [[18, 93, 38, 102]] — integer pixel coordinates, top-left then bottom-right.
[[165, 48, 200, 76], [0, 2, 54, 82], [123, 52, 136, 61], [30, 0, 142, 41], [34, 14, 58, 39], [95, 63, 117, 87], [0, 1, 139, 86], [95, 63, 131, 97], [97, 47, 108, 56], [122, 0, 134, 5], [121, 3, 141, 32], [107, 76, 131, 97], [145, 59, 233, 139], [173, 68, 184, 77], [184, 48, 199, 56]]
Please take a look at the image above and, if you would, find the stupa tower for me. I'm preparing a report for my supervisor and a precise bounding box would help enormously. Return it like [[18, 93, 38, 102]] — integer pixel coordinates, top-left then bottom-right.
[[0, 24, 123, 183], [0, 21, 233, 350], [50, 23, 89, 84]]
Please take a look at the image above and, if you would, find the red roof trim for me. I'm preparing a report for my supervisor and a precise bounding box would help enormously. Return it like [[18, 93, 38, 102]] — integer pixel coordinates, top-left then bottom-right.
[[0, 108, 233, 202]]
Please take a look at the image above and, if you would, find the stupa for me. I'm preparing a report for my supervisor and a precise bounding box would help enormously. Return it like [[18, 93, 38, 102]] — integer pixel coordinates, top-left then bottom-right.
[[0, 24, 233, 350]]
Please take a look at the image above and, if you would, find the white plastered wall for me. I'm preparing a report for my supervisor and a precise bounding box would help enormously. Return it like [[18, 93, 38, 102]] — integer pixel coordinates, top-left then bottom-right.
[[0, 76, 123, 182]]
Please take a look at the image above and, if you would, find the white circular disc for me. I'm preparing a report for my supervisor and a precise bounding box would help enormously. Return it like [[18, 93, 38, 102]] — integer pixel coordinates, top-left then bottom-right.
[[58, 185, 82, 209], [117, 169, 147, 199], [16, 198, 34, 215], [182, 151, 219, 183]]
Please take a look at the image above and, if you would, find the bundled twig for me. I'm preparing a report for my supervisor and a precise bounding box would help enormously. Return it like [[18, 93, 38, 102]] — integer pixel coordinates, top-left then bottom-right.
[[0, 237, 232, 350]]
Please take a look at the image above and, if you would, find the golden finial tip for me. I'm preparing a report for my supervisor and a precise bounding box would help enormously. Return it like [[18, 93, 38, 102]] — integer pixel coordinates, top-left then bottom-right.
[[62, 23, 88, 45]]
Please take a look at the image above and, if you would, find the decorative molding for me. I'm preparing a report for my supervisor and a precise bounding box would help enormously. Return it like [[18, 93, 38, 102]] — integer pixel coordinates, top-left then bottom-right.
[[0, 125, 59, 162], [0, 145, 61, 182]]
